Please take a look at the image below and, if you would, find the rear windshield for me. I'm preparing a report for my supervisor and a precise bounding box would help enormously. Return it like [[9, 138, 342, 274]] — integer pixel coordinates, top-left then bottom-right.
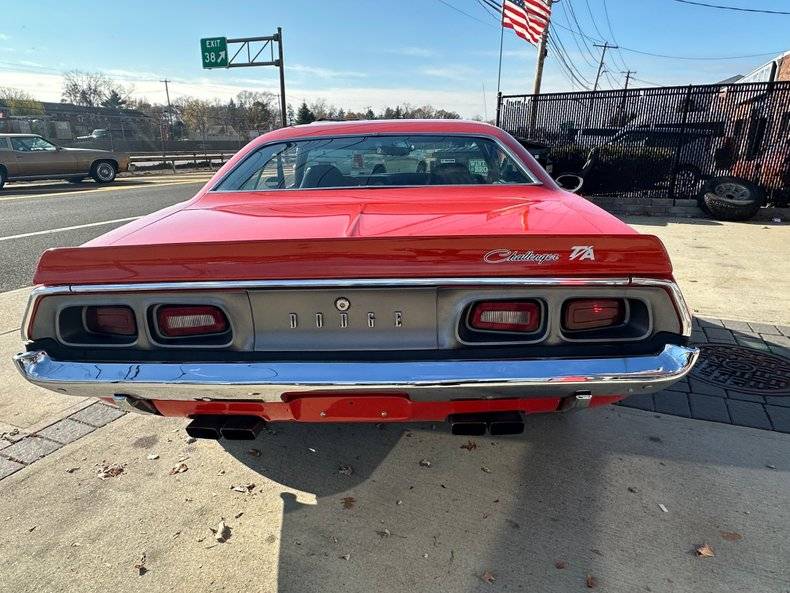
[[214, 134, 536, 191]]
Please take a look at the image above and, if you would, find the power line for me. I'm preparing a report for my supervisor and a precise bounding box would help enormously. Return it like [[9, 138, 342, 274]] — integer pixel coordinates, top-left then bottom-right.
[[583, 0, 608, 40], [559, 0, 600, 67], [549, 23, 783, 60], [601, 0, 630, 72], [671, 0, 790, 15], [476, 0, 500, 20], [434, 0, 496, 26]]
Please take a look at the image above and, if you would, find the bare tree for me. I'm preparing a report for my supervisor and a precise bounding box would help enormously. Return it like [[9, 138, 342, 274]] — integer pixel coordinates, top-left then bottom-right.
[[61, 70, 132, 107], [0, 87, 44, 115]]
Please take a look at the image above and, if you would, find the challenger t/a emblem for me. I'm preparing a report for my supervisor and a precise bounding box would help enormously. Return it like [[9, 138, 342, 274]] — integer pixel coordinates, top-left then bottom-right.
[[569, 245, 595, 261], [483, 249, 561, 264]]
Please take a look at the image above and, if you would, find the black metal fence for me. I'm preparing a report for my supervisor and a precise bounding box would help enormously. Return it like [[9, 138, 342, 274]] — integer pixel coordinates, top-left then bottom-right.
[[497, 82, 790, 204]]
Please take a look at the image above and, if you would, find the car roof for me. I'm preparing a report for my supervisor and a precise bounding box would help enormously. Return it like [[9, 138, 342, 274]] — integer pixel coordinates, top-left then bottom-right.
[[254, 119, 507, 146]]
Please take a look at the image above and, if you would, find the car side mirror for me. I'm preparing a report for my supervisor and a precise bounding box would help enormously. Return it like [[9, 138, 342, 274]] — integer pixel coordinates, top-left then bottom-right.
[[554, 173, 584, 193]]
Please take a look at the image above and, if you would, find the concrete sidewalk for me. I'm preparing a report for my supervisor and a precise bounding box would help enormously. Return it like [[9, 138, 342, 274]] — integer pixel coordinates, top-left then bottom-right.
[[0, 406, 787, 593]]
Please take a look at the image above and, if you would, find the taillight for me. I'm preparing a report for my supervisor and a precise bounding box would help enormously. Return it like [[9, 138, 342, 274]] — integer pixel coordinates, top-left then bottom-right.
[[563, 299, 625, 331], [156, 305, 228, 337], [469, 301, 541, 333], [84, 306, 136, 336]]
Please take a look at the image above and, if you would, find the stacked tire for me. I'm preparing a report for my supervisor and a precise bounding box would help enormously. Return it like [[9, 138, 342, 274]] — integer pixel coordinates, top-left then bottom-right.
[[699, 176, 763, 222]]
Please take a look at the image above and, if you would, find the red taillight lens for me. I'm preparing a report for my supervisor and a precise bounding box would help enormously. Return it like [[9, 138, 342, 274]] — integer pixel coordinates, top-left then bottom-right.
[[156, 305, 228, 337], [469, 301, 541, 333], [563, 299, 625, 331], [85, 306, 136, 336]]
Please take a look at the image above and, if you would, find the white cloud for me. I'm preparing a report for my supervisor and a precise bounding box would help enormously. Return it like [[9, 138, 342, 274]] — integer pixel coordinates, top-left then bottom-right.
[[287, 64, 367, 79], [0, 33, 10, 41], [421, 65, 482, 81], [386, 47, 437, 58]]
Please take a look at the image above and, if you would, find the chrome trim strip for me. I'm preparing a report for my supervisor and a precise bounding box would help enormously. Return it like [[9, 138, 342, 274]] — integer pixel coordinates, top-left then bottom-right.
[[631, 277, 693, 337], [14, 345, 699, 403], [44, 277, 633, 295]]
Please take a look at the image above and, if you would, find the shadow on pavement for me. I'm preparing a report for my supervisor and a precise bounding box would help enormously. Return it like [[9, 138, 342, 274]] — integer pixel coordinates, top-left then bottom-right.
[[222, 407, 788, 592]]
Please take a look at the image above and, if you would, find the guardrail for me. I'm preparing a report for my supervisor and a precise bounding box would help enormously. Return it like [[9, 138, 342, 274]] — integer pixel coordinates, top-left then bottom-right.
[[128, 151, 236, 172]]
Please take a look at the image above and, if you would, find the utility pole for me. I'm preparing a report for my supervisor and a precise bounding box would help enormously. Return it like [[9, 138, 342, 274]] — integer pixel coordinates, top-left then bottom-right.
[[531, 0, 553, 95], [160, 79, 173, 132], [621, 70, 635, 91], [160, 79, 173, 166], [592, 42, 618, 91], [529, 0, 553, 136]]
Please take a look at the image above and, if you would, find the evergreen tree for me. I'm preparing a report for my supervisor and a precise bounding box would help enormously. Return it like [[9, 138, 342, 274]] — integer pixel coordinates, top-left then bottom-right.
[[295, 101, 315, 125]]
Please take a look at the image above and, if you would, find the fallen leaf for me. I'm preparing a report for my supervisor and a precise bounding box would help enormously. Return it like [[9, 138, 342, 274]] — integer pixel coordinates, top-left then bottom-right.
[[146, 454, 159, 460], [217, 469, 225, 475], [766, 464, 777, 470], [27, 526, 37, 533], [376, 528, 391, 538], [234, 512, 244, 519], [210, 519, 231, 543], [720, 531, 742, 542], [341, 496, 355, 509], [555, 560, 567, 569], [168, 463, 188, 475], [97, 463, 125, 480], [627, 486, 639, 494], [460, 440, 477, 451], [308, 447, 317, 453], [419, 459, 432, 468], [396, 500, 403, 505], [338, 464, 354, 476], [133, 552, 147, 576], [695, 543, 715, 557], [340, 553, 350, 560], [482, 570, 496, 584], [481, 466, 491, 473], [65, 467, 80, 474], [230, 483, 255, 493], [247, 448, 262, 457], [586, 574, 598, 588], [422, 553, 428, 559]]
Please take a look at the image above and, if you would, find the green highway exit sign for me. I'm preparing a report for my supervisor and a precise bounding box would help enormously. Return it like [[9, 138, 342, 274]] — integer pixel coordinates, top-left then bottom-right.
[[201, 37, 228, 69]]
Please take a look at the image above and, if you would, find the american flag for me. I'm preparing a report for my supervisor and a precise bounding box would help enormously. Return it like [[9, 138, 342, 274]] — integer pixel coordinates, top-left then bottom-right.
[[502, 0, 551, 45]]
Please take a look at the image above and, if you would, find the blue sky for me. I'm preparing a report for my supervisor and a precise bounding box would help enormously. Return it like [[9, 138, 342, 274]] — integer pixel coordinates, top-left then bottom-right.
[[0, 0, 787, 116]]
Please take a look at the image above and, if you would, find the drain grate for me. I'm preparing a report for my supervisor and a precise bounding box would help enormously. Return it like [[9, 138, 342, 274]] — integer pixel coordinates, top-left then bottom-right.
[[691, 344, 790, 395]]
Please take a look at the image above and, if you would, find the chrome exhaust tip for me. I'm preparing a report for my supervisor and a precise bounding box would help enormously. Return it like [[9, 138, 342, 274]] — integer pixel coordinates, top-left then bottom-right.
[[448, 415, 488, 436], [487, 412, 525, 436], [185, 415, 226, 440], [219, 415, 266, 440]]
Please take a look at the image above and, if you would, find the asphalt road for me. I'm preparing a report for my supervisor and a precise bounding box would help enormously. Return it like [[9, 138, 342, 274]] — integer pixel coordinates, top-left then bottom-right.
[[0, 175, 209, 292]]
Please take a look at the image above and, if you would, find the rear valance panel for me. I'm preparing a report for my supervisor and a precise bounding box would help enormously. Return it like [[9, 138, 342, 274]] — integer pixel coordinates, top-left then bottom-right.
[[33, 234, 672, 286]]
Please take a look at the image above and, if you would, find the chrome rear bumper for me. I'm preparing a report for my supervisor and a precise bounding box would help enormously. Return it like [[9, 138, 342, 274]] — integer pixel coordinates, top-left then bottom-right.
[[14, 345, 698, 403]]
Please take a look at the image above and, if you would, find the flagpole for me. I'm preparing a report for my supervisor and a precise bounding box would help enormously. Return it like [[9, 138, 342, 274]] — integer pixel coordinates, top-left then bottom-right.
[[496, 1, 505, 98]]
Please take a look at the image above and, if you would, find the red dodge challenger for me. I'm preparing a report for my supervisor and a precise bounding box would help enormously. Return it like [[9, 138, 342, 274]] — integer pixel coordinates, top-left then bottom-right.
[[14, 120, 698, 439]]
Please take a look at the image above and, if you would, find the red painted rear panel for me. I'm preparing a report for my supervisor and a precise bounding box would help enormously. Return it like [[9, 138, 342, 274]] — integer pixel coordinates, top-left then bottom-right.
[[34, 233, 671, 285]]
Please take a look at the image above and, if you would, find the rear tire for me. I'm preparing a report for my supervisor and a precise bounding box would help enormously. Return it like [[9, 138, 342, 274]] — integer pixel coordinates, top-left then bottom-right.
[[0, 167, 6, 190], [700, 176, 763, 221], [90, 160, 116, 184]]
